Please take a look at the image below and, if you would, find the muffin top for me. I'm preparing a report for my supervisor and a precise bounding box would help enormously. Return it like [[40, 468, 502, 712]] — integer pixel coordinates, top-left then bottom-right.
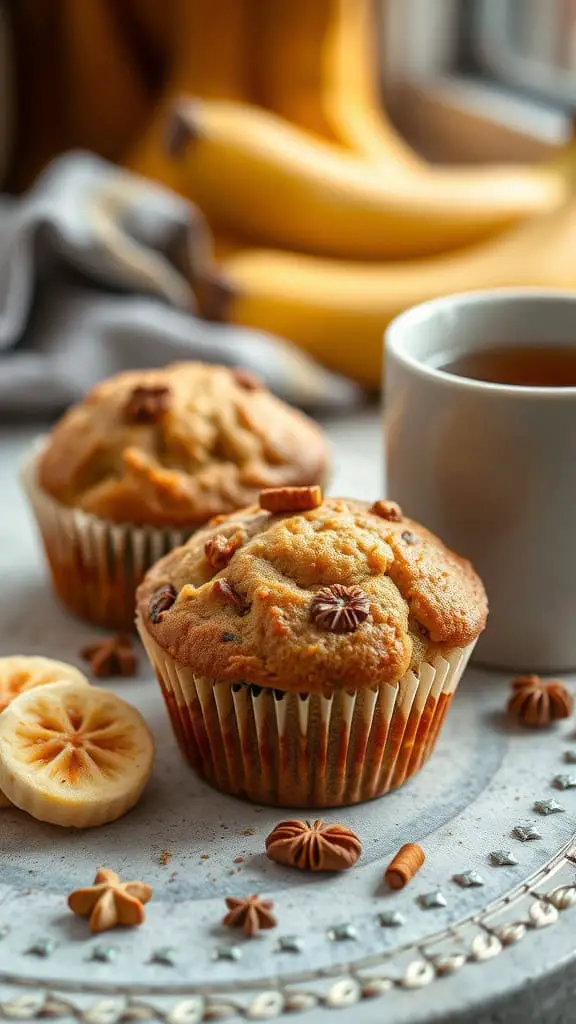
[[38, 364, 328, 526], [137, 491, 488, 693]]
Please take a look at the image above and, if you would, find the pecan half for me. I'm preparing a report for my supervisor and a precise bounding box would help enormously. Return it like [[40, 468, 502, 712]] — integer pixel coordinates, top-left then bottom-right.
[[124, 385, 170, 423], [259, 486, 323, 514], [310, 584, 369, 633], [266, 819, 362, 872], [149, 584, 177, 623], [204, 532, 243, 571], [213, 578, 249, 615], [370, 499, 403, 522]]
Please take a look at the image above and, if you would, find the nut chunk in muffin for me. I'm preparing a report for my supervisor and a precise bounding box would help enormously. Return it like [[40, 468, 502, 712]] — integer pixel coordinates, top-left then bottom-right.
[[23, 362, 329, 630], [137, 493, 487, 808]]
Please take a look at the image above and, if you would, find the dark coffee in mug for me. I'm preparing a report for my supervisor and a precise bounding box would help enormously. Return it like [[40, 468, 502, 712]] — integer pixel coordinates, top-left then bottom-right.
[[439, 344, 576, 387]]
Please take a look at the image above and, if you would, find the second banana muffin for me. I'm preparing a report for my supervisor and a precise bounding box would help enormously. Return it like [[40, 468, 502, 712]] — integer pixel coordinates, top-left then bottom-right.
[[22, 363, 328, 629], [137, 489, 487, 808]]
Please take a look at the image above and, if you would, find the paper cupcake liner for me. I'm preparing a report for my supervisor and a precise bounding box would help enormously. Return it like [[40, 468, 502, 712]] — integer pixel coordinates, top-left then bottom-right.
[[21, 445, 193, 631], [138, 617, 476, 808]]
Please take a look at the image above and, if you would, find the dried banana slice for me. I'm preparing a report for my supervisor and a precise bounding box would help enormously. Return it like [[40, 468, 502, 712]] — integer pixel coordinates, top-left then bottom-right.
[[0, 656, 90, 809], [0, 681, 155, 827], [0, 655, 89, 712]]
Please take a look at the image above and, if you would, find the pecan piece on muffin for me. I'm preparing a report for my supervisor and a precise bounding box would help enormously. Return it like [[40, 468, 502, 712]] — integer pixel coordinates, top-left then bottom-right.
[[137, 492, 487, 808], [23, 362, 328, 630]]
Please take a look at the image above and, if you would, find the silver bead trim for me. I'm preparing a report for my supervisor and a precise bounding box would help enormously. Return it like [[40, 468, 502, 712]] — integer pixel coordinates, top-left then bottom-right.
[[417, 891, 447, 909], [212, 945, 242, 962], [534, 799, 565, 815], [553, 773, 576, 790], [90, 945, 118, 963], [328, 923, 357, 941], [512, 824, 542, 842], [151, 948, 178, 967], [276, 936, 304, 954], [453, 870, 484, 888], [26, 938, 55, 958], [377, 911, 405, 927], [489, 850, 519, 866]]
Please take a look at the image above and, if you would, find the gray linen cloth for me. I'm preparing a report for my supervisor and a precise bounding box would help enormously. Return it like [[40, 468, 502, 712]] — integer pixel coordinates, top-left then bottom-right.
[[0, 152, 360, 417]]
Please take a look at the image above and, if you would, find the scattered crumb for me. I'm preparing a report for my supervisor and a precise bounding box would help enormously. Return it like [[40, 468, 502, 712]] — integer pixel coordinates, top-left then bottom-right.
[[233, 857, 245, 864], [158, 849, 172, 866], [242, 827, 256, 836], [201, 854, 210, 860], [168, 872, 178, 882]]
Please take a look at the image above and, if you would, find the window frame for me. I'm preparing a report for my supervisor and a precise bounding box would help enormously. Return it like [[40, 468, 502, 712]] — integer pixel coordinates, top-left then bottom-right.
[[380, 0, 570, 163]]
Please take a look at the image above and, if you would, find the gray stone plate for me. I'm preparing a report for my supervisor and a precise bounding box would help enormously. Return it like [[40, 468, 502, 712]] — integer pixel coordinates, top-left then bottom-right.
[[0, 422, 575, 1024]]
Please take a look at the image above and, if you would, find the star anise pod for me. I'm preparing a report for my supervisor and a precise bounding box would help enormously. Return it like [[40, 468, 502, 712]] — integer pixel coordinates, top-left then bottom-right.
[[310, 584, 369, 634], [222, 894, 277, 937], [81, 635, 137, 678], [149, 583, 177, 623], [68, 868, 152, 933], [124, 385, 170, 423], [508, 674, 573, 727], [266, 819, 362, 872]]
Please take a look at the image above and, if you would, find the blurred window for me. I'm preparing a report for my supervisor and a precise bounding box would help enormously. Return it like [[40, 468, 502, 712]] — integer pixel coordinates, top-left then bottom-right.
[[461, 0, 576, 106]]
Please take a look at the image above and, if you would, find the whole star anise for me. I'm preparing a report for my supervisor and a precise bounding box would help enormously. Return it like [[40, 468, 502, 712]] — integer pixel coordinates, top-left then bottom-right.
[[508, 674, 573, 727], [80, 635, 137, 678], [266, 820, 362, 872], [149, 584, 177, 623], [310, 584, 369, 634], [68, 868, 152, 933], [222, 894, 277, 937], [124, 385, 170, 423]]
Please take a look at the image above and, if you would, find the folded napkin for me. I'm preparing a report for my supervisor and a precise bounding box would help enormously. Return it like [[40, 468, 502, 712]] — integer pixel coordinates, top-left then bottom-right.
[[0, 152, 360, 417]]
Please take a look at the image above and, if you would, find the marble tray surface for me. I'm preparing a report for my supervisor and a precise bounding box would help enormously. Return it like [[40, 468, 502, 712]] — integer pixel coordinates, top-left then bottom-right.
[[0, 419, 575, 1024]]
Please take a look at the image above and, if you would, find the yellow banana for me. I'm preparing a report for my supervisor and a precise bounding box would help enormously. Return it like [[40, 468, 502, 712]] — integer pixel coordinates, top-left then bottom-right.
[[125, 0, 250, 190], [208, 199, 576, 387], [0, 681, 155, 828], [167, 98, 569, 260], [251, 0, 423, 173]]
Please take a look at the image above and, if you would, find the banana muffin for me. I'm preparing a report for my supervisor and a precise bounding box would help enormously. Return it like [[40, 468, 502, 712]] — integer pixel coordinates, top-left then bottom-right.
[[137, 488, 487, 808], [22, 364, 328, 629]]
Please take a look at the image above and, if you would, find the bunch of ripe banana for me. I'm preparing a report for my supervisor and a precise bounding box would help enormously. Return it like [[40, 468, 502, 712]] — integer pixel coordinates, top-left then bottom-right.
[[125, 0, 576, 388]]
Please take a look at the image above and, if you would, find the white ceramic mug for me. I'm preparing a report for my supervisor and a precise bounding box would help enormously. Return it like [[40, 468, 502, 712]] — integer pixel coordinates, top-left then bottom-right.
[[385, 289, 576, 671]]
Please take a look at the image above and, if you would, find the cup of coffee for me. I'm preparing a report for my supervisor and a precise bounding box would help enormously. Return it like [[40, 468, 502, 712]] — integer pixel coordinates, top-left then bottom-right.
[[385, 289, 576, 671]]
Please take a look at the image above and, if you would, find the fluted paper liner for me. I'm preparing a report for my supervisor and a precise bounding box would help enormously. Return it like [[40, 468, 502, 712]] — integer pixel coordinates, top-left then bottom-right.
[[21, 444, 193, 630], [138, 615, 476, 808]]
